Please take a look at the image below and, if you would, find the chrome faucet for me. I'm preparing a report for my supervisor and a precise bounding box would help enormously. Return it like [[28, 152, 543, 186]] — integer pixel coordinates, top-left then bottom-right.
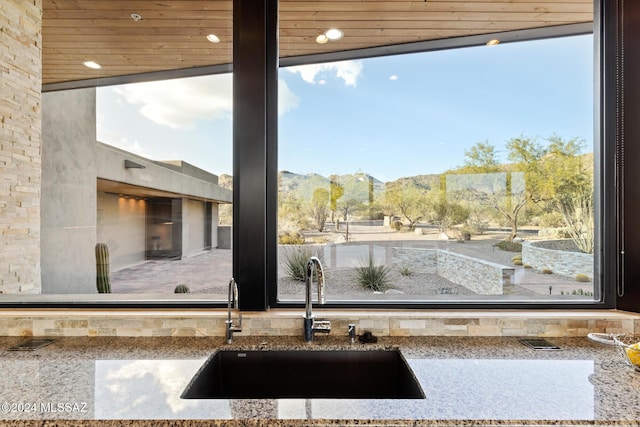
[[226, 278, 242, 344], [303, 256, 331, 342], [348, 323, 357, 344]]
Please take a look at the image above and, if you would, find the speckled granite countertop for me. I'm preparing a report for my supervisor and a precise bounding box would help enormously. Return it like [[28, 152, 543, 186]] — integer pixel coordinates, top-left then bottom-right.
[[0, 335, 639, 426]]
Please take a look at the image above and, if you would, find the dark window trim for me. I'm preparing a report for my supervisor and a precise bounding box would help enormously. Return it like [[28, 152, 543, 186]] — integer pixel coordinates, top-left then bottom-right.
[[42, 63, 233, 93], [280, 22, 593, 68]]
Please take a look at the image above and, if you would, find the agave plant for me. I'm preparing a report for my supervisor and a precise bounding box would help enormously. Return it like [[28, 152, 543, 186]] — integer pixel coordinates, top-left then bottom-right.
[[352, 255, 391, 292]]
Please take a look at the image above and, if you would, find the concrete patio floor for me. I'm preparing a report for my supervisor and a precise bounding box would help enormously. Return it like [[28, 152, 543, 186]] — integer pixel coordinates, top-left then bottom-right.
[[111, 249, 232, 296]]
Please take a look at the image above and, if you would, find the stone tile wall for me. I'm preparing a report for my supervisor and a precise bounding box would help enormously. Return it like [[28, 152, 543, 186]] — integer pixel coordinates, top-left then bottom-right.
[[436, 251, 513, 295], [0, 310, 637, 338], [0, 1, 42, 294]]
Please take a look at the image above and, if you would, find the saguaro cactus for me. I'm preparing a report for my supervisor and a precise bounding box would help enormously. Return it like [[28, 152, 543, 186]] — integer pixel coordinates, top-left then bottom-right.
[[95, 242, 111, 293]]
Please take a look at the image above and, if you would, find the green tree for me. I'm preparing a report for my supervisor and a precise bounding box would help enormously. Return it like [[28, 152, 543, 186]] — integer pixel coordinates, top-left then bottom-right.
[[311, 188, 329, 232], [329, 175, 344, 228], [337, 198, 362, 242], [429, 198, 470, 232], [384, 181, 429, 230], [542, 137, 593, 253], [508, 135, 592, 249], [455, 136, 591, 242], [463, 141, 501, 173], [557, 181, 594, 253], [278, 193, 309, 233], [453, 141, 528, 241]]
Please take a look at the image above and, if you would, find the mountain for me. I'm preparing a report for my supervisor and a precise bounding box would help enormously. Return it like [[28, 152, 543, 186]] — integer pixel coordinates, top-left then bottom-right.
[[387, 174, 441, 191], [219, 171, 442, 205], [218, 174, 232, 190], [279, 170, 386, 203]]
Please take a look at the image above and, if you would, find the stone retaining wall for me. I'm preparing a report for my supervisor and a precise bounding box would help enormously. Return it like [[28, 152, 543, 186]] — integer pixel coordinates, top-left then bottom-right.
[[391, 248, 514, 295], [391, 248, 437, 274], [522, 240, 593, 279]]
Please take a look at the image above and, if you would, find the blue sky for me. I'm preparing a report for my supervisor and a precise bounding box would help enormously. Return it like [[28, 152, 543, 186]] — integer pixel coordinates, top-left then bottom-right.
[[97, 34, 593, 183]]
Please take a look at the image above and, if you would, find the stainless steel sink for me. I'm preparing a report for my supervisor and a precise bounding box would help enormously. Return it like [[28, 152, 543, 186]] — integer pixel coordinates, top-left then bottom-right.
[[181, 348, 425, 399]]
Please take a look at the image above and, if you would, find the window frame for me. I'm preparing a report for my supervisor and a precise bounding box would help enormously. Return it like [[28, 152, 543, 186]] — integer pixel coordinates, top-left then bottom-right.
[[30, 0, 615, 311], [267, 10, 613, 310]]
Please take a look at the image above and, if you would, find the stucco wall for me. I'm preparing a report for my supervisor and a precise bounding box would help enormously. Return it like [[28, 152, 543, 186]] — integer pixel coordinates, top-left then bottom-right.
[[96, 143, 231, 203], [183, 199, 205, 257], [0, 0, 42, 294], [211, 203, 220, 248], [41, 88, 97, 294], [97, 192, 146, 271]]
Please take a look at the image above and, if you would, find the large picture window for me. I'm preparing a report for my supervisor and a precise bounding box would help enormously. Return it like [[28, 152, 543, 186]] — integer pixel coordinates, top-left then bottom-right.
[[276, 34, 596, 303], [3, 0, 612, 310]]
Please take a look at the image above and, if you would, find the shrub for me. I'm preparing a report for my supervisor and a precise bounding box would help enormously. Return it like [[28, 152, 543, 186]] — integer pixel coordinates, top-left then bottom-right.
[[174, 284, 190, 293], [310, 236, 329, 244], [523, 264, 532, 269], [511, 255, 522, 262], [279, 231, 305, 245], [541, 268, 553, 274], [352, 256, 391, 292], [281, 246, 324, 282], [454, 228, 472, 241], [467, 218, 489, 235], [399, 265, 413, 276], [575, 273, 591, 282], [392, 220, 403, 231], [539, 211, 564, 228], [513, 259, 523, 266], [496, 241, 522, 252]]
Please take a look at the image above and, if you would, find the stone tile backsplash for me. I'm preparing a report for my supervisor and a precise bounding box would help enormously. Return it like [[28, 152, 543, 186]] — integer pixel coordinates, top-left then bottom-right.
[[0, 310, 638, 338]]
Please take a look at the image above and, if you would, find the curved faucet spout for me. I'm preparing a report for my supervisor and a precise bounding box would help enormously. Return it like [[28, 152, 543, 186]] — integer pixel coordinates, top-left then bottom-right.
[[226, 278, 242, 344], [304, 256, 330, 342], [305, 256, 325, 318]]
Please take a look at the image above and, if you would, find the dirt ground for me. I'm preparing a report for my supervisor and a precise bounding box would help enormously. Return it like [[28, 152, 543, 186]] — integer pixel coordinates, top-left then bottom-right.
[[111, 220, 594, 301], [279, 221, 591, 300]]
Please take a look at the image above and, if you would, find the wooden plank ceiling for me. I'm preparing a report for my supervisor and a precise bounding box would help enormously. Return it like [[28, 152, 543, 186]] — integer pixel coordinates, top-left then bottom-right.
[[42, 0, 593, 85]]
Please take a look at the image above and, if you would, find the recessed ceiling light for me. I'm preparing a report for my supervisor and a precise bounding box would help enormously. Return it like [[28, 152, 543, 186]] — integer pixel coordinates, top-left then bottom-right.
[[324, 28, 343, 41], [82, 61, 102, 69], [486, 39, 500, 46], [206, 34, 221, 43], [131, 13, 142, 21], [315, 34, 329, 44]]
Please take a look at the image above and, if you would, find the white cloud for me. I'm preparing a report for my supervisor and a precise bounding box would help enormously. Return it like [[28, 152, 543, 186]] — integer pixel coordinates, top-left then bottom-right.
[[278, 79, 299, 115], [389, 75, 399, 81], [115, 74, 299, 129], [287, 60, 363, 87], [115, 74, 233, 129], [96, 121, 155, 159]]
